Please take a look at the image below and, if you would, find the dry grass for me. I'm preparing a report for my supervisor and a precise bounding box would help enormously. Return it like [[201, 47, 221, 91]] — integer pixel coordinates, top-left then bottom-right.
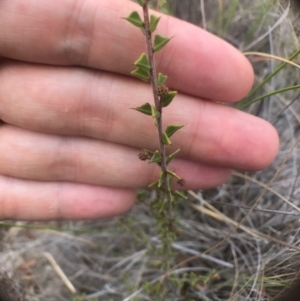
[[1, 1, 300, 300]]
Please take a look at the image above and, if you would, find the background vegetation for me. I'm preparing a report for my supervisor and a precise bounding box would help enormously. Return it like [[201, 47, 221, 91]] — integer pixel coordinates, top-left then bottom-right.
[[1, 0, 300, 300]]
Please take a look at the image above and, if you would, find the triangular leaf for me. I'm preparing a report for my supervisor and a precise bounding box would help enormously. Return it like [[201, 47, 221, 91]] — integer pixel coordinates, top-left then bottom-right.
[[151, 105, 161, 118], [153, 35, 171, 52], [161, 91, 177, 107], [148, 180, 159, 188], [168, 176, 174, 189], [137, 0, 145, 6], [157, 73, 168, 85], [133, 103, 152, 116], [166, 169, 181, 180], [166, 149, 180, 165], [174, 191, 188, 199], [131, 68, 150, 82], [158, 171, 164, 188], [165, 125, 184, 138], [150, 15, 160, 33], [162, 132, 171, 145], [132, 103, 160, 118], [124, 11, 144, 28], [149, 150, 162, 164], [134, 53, 150, 71]]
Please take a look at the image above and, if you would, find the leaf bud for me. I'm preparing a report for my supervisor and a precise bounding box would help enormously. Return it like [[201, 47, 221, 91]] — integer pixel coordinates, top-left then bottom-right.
[[177, 178, 185, 187], [138, 149, 151, 161], [157, 84, 169, 98]]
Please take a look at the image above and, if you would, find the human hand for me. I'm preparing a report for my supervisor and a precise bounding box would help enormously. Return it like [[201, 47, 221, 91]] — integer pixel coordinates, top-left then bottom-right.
[[0, 0, 279, 220]]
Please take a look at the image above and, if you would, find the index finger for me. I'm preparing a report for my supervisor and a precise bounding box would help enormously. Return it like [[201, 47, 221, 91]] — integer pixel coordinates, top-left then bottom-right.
[[0, 0, 253, 102]]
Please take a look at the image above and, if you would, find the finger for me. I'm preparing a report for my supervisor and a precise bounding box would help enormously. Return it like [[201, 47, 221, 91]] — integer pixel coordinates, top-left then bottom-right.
[[0, 61, 279, 170], [0, 176, 135, 220], [0, 0, 253, 102], [0, 125, 232, 189]]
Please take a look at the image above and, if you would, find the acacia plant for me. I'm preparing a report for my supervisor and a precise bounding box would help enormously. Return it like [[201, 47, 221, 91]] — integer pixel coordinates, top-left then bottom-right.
[[124, 0, 186, 260]]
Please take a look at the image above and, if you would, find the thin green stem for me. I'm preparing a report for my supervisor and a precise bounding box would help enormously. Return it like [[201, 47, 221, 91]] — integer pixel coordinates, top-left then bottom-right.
[[238, 84, 300, 110], [237, 49, 300, 109]]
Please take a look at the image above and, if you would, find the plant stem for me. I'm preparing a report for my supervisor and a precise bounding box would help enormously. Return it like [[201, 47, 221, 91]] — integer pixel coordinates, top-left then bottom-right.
[[142, 1, 171, 199]]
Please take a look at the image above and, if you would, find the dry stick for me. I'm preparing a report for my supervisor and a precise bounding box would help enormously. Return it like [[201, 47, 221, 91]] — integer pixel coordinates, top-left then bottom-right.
[[43, 252, 76, 294], [142, 2, 172, 203]]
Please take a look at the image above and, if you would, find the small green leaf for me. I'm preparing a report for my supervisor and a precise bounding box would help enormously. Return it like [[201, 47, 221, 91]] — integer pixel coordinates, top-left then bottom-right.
[[166, 169, 181, 180], [174, 191, 188, 199], [151, 105, 160, 118], [137, 0, 145, 6], [134, 53, 150, 71], [153, 35, 171, 52], [133, 103, 160, 118], [124, 11, 144, 28], [150, 151, 162, 164], [168, 176, 174, 188], [165, 125, 184, 138], [166, 149, 180, 165], [162, 132, 171, 145], [131, 68, 150, 82], [157, 73, 168, 85], [168, 190, 174, 203], [158, 172, 164, 188], [133, 103, 152, 116], [161, 91, 177, 107], [150, 15, 160, 33], [148, 180, 159, 188]]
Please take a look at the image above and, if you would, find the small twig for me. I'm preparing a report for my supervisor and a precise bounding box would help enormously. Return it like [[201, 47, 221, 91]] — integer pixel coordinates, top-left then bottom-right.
[[43, 252, 76, 294]]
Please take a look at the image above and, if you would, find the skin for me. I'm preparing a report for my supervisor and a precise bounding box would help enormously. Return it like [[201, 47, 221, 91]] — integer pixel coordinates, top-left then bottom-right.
[[0, 0, 279, 220]]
